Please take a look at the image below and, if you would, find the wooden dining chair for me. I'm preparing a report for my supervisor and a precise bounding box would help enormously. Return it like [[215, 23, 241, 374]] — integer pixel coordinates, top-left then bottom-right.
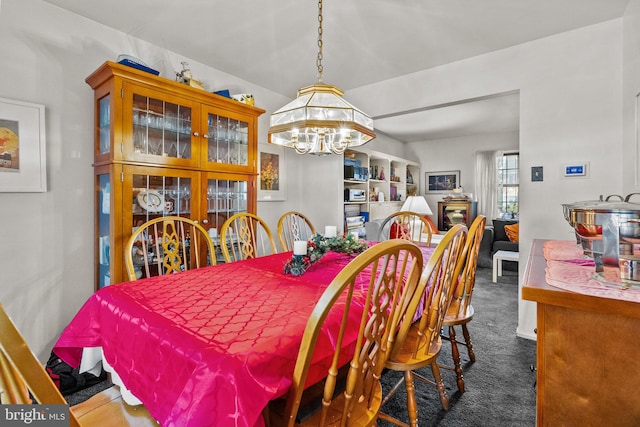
[[377, 211, 433, 246], [440, 215, 487, 394], [0, 304, 157, 426], [220, 212, 278, 263], [379, 224, 467, 427], [266, 239, 424, 427], [124, 215, 216, 281], [277, 211, 316, 252]]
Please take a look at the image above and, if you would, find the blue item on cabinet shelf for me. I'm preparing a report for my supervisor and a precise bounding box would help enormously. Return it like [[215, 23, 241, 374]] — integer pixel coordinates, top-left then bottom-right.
[[117, 58, 159, 76], [214, 90, 231, 98]]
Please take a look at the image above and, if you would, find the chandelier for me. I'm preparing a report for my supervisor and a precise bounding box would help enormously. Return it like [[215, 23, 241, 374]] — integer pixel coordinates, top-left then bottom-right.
[[268, 0, 375, 155]]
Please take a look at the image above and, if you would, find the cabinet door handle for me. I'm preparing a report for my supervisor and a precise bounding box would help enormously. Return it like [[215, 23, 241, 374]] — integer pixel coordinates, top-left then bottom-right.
[[202, 219, 209, 224], [193, 131, 200, 137], [203, 134, 209, 139]]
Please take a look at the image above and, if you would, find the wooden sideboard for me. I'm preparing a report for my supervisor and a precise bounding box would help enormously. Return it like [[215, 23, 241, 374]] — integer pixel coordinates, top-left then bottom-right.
[[522, 239, 640, 426]]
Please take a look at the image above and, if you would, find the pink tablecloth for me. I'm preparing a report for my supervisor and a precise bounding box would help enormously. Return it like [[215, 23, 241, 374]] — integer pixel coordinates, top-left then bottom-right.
[[543, 240, 640, 303], [55, 246, 433, 427]]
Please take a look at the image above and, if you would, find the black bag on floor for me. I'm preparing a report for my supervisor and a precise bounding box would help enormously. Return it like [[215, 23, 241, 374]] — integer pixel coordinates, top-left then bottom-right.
[[45, 351, 107, 395]]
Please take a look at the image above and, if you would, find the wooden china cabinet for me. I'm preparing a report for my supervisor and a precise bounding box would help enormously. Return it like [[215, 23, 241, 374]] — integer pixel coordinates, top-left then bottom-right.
[[88, 61, 264, 289]]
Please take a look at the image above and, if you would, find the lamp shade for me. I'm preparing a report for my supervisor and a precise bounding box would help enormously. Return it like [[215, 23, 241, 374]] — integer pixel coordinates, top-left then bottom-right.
[[401, 196, 433, 216]]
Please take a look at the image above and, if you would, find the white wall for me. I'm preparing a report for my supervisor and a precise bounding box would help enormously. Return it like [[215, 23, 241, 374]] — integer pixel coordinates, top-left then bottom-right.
[[365, 132, 410, 160], [348, 19, 624, 339], [0, 0, 297, 359], [623, 0, 640, 195]]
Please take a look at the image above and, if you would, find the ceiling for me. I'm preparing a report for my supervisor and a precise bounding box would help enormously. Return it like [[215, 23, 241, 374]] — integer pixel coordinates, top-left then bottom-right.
[[42, 0, 630, 142]]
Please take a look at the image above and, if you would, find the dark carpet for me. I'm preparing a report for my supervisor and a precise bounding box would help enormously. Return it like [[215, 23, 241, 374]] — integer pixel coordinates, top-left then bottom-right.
[[65, 267, 536, 426], [378, 267, 536, 426]]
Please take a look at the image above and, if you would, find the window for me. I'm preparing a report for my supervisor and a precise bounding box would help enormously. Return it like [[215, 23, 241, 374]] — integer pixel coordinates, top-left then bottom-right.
[[497, 152, 519, 218]]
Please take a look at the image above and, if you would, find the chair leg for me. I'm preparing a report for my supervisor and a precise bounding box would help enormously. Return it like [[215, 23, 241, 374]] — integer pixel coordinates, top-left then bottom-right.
[[429, 362, 450, 411], [380, 374, 410, 426], [449, 325, 465, 394], [404, 371, 419, 427], [413, 367, 450, 411], [462, 323, 476, 362]]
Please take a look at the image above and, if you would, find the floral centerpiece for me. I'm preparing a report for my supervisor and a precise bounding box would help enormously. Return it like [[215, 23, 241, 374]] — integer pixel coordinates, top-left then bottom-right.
[[284, 233, 368, 276]]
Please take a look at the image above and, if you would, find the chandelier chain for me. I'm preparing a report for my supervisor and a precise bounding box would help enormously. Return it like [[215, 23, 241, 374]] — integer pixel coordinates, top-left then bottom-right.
[[317, 0, 323, 82]]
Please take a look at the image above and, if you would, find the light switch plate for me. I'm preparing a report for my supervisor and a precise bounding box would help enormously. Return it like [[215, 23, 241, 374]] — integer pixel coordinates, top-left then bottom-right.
[[531, 166, 543, 182]]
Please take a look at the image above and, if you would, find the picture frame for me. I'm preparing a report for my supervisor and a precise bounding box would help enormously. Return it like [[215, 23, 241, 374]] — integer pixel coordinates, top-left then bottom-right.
[[425, 170, 460, 193], [0, 97, 46, 192], [258, 143, 286, 201]]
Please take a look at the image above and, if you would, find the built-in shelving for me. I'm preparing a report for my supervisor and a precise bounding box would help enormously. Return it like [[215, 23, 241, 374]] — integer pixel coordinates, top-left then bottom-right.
[[342, 148, 420, 235]]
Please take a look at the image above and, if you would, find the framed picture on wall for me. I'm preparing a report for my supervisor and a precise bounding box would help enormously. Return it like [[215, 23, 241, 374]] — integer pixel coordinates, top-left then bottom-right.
[[0, 97, 46, 192], [425, 170, 460, 193], [258, 143, 287, 201]]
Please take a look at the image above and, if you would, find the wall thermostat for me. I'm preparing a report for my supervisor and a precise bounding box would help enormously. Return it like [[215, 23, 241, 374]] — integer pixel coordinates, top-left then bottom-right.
[[562, 162, 589, 178]]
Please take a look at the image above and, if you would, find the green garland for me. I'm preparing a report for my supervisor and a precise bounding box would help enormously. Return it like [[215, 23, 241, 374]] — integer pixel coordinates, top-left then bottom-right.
[[284, 233, 368, 276]]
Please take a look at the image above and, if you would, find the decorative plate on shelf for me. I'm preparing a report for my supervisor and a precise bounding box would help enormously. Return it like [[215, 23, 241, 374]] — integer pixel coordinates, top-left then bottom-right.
[[137, 190, 164, 212]]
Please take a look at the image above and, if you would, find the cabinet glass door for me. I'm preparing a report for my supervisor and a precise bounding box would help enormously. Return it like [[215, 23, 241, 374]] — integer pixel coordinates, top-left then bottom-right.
[[97, 173, 111, 289], [204, 110, 251, 169], [203, 175, 251, 263], [122, 84, 197, 166], [131, 173, 193, 224], [132, 93, 192, 159], [98, 95, 110, 155], [439, 202, 470, 231], [128, 171, 195, 279]]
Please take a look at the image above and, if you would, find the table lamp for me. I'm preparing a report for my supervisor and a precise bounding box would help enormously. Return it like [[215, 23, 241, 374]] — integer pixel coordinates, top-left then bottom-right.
[[401, 196, 434, 242], [401, 196, 433, 216]]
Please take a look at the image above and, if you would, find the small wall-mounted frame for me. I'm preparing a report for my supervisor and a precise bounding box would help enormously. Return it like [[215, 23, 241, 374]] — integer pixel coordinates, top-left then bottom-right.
[[0, 97, 46, 192], [562, 162, 589, 178], [258, 143, 286, 201], [425, 170, 460, 193]]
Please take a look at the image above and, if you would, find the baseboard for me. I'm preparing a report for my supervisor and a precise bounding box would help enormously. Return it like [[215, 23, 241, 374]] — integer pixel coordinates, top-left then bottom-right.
[[516, 328, 537, 341]]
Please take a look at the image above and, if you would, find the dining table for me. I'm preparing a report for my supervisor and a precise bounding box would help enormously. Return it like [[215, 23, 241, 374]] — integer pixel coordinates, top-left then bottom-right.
[[54, 245, 434, 427]]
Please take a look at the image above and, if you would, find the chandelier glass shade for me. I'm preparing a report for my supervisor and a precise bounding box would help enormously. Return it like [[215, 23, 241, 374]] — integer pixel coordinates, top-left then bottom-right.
[[269, 84, 375, 155], [267, 0, 375, 155]]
